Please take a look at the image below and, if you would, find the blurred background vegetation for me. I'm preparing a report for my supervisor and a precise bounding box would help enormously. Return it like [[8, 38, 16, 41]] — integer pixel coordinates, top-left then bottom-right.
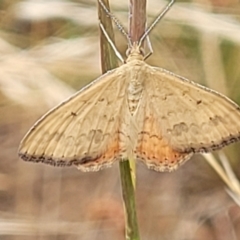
[[0, 0, 240, 239]]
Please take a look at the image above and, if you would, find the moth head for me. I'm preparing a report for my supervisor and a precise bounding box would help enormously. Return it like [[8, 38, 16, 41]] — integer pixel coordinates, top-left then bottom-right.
[[125, 42, 145, 62]]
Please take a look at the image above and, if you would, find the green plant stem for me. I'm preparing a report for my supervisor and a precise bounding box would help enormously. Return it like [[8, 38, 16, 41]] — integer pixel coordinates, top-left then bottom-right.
[[119, 161, 140, 240], [98, 0, 140, 239]]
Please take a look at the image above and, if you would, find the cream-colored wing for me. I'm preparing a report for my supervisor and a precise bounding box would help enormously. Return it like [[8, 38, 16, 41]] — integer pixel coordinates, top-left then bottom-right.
[[19, 69, 127, 171], [134, 96, 193, 172], [146, 67, 240, 154]]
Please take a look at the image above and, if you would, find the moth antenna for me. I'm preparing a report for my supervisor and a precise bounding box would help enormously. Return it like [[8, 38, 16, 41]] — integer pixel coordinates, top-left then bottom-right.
[[139, 0, 175, 47], [98, 0, 132, 48]]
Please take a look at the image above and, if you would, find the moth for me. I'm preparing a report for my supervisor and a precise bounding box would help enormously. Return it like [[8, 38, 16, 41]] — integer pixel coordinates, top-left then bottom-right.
[[18, 0, 240, 172]]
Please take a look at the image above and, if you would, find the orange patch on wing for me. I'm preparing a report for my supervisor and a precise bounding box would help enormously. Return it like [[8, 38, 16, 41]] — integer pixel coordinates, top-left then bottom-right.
[[135, 115, 192, 172], [76, 134, 122, 172]]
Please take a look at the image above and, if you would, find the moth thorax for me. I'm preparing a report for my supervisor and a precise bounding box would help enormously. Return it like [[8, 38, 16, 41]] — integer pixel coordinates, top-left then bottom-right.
[[127, 80, 143, 114]]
